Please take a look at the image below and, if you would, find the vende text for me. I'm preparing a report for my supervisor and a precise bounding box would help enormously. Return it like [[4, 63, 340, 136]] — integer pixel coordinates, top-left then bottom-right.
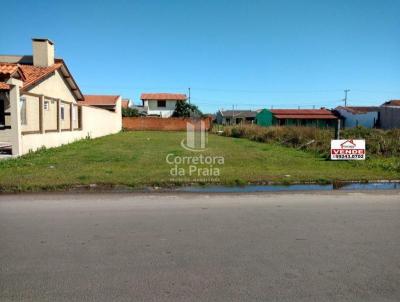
[[331, 149, 365, 155]]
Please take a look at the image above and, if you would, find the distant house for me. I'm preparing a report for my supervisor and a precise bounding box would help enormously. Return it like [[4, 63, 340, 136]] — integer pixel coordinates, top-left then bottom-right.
[[140, 93, 187, 118], [81, 95, 121, 112], [121, 98, 131, 109], [216, 110, 259, 125], [381, 100, 400, 107], [334, 106, 379, 128], [379, 100, 400, 129], [256, 109, 338, 127]]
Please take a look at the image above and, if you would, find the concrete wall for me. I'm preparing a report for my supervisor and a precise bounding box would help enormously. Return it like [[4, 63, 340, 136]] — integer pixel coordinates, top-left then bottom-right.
[[60, 102, 71, 130], [20, 95, 41, 132], [20, 105, 121, 154], [43, 98, 58, 131], [123, 117, 212, 131], [336, 108, 378, 128]]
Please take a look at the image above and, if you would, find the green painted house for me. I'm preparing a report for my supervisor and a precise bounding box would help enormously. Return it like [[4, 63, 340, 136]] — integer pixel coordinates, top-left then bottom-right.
[[256, 108, 338, 128]]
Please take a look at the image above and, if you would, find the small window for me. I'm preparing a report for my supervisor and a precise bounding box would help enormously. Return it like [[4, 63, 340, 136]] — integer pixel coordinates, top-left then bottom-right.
[[60, 105, 65, 120], [20, 97, 27, 125], [44, 101, 49, 111], [157, 100, 166, 108]]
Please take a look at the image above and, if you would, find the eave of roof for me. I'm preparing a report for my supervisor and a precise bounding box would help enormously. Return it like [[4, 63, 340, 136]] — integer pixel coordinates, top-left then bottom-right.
[[335, 106, 379, 114], [0, 58, 84, 101], [81, 95, 120, 106], [220, 110, 258, 118], [140, 93, 187, 101], [274, 114, 337, 120], [0, 82, 10, 90], [270, 109, 333, 115], [382, 100, 400, 106]]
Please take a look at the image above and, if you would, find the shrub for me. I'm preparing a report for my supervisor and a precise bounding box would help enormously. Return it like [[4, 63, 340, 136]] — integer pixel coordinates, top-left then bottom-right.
[[122, 107, 139, 117], [172, 101, 203, 118], [220, 125, 400, 157]]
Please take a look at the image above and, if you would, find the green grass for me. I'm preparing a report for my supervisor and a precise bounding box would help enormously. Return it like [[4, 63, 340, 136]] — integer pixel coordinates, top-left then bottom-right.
[[0, 131, 399, 192]]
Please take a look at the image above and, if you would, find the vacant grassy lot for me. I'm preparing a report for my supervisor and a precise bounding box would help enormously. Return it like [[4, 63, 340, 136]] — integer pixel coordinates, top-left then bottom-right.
[[0, 131, 399, 192]]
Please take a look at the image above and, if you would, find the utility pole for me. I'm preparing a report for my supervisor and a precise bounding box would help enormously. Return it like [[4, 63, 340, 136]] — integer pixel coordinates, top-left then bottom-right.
[[343, 89, 350, 107], [232, 104, 235, 125], [188, 87, 191, 104]]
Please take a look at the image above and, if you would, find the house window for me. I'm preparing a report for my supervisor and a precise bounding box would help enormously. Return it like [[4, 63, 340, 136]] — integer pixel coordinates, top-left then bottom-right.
[[44, 101, 49, 111], [60, 105, 65, 120], [157, 100, 166, 108], [20, 97, 27, 125]]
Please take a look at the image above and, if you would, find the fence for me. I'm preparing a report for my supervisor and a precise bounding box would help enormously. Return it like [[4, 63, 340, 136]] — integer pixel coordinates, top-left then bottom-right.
[[123, 116, 212, 131], [21, 104, 121, 154]]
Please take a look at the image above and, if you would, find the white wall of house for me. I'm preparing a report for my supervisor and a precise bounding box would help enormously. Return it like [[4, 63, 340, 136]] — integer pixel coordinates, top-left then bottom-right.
[[143, 100, 178, 118], [20, 105, 121, 154], [29, 70, 77, 104], [336, 108, 378, 128]]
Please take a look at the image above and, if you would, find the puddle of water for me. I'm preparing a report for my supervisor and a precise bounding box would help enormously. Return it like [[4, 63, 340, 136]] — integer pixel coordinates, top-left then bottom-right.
[[176, 182, 400, 193], [335, 182, 400, 191]]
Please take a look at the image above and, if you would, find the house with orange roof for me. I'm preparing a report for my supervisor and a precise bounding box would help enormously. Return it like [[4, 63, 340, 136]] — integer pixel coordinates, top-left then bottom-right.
[[81, 95, 122, 112], [140, 93, 187, 118], [121, 98, 131, 109], [255, 108, 338, 128], [0, 38, 122, 157]]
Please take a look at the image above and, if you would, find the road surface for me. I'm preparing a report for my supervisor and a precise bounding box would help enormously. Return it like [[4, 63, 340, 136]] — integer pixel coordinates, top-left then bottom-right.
[[1, 192, 400, 301]]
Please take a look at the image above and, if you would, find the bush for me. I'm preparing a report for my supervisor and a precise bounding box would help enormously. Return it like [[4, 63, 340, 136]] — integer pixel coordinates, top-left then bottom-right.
[[219, 125, 400, 157], [122, 107, 139, 117], [172, 101, 203, 118]]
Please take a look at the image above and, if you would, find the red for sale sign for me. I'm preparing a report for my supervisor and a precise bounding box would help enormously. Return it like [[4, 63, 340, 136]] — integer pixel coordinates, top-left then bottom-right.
[[331, 139, 366, 160]]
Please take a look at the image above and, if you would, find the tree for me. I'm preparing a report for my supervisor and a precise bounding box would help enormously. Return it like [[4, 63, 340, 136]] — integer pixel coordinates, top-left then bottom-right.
[[122, 107, 139, 117], [172, 101, 203, 118]]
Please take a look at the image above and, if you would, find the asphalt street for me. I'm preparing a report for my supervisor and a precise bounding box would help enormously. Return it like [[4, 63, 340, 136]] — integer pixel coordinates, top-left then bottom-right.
[[1, 192, 400, 302]]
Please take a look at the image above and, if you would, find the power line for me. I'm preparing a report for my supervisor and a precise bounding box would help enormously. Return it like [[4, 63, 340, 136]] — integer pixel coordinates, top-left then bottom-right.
[[79, 84, 400, 95]]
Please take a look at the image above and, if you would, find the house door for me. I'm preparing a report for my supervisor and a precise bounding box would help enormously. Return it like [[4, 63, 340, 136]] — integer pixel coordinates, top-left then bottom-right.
[[0, 99, 4, 126]]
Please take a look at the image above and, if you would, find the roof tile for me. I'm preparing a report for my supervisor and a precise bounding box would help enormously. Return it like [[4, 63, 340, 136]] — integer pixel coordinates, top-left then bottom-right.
[[81, 95, 120, 106], [270, 109, 337, 119], [140, 93, 187, 101], [0, 62, 62, 90]]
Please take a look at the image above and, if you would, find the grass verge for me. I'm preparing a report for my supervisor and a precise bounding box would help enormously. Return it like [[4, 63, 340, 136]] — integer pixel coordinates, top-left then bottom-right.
[[0, 131, 399, 192]]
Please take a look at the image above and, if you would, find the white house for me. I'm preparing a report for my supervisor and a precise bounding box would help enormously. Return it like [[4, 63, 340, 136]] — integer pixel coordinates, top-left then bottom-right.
[[0, 38, 122, 157], [140, 93, 187, 118], [335, 106, 379, 128]]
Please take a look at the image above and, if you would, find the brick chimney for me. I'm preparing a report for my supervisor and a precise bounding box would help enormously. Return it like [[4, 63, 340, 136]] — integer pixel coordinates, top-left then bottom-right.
[[32, 38, 54, 67]]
